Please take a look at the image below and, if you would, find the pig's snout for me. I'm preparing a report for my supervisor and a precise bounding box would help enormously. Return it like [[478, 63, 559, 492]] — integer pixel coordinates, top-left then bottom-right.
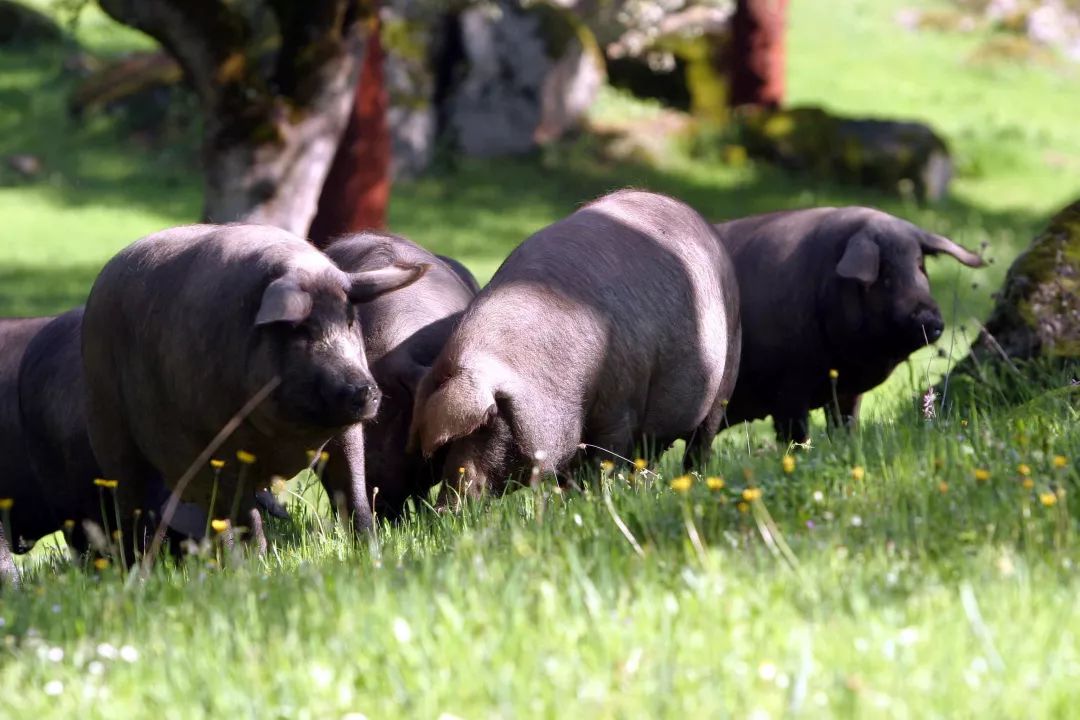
[[340, 380, 381, 421], [910, 306, 944, 343]]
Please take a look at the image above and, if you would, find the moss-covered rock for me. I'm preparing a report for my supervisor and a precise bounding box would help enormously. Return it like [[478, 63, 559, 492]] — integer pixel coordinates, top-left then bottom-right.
[[964, 200, 1080, 365], [737, 105, 953, 202]]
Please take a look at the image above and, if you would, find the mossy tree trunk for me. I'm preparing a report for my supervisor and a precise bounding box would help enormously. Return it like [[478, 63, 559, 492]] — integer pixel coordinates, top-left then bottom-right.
[[309, 13, 391, 247], [729, 0, 787, 109], [98, 0, 371, 236]]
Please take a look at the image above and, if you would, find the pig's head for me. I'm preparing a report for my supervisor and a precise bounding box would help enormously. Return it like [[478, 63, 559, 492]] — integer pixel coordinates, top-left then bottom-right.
[[828, 214, 983, 359], [408, 358, 526, 500], [250, 262, 428, 432]]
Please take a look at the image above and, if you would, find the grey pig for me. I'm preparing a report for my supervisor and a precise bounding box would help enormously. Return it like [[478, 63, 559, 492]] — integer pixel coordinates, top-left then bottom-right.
[[713, 206, 984, 442], [6, 309, 241, 561], [82, 224, 426, 542], [325, 232, 478, 519], [409, 189, 741, 498]]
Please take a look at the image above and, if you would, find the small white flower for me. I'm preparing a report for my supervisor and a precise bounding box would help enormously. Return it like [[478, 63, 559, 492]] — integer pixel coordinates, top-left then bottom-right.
[[850, 515, 863, 528], [341, 714, 369, 720], [757, 662, 777, 681], [43, 680, 63, 696], [812, 491, 824, 503], [573, 514, 583, 527], [310, 664, 333, 688], [46, 647, 64, 663], [119, 645, 139, 663], [96, 643, 118, 660], [897, 627, 920, 647], [88, 661, 105, 677], [392, 617, 412, 644], [533, 450, 548, 462]]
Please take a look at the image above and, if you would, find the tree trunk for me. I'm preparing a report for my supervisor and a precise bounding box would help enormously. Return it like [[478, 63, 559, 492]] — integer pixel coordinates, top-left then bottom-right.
[[309, 14, 391, 247], [729, 0, 788, 109], [97, 0, 371, 237]]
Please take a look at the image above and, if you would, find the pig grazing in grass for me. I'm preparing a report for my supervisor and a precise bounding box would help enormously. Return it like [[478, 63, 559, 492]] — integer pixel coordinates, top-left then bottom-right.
[[410, 189, 742, 499], [713, 206, 984, 442], [0, 315, 52, 569], [326, 232, 478, 519], [82, 224, 426, 542], [3, 309, 228, 564]]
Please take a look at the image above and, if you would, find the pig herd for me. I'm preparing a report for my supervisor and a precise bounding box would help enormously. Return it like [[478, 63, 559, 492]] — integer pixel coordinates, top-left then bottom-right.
[[0, 189, 984, 566]]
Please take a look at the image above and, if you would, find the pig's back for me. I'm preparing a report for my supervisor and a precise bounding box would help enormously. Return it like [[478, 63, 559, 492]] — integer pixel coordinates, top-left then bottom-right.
[[327, 232, 476, 366], [0, 316, 54, 535], [466, 190, 740, 436]]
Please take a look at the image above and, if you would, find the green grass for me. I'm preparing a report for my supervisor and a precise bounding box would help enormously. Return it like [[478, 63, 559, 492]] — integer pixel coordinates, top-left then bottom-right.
[[2, 0, 1080, 715]]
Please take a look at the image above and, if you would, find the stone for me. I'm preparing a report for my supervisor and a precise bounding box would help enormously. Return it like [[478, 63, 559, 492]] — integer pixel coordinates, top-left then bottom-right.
[[440, 0, 604, 157], [737, 106, 953, 202], [965, 200, 1080, 364]]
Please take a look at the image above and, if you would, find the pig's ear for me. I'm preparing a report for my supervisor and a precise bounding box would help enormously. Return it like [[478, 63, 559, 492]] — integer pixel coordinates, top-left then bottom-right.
[[255, 278, 312, 326], [348, 263, 430, 303], [920, 232, 985, 268], [409, 371, 496, 458], [836, 231, 880, 284]]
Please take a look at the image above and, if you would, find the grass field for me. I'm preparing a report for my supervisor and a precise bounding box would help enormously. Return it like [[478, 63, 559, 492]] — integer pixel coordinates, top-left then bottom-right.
[[1, 0, 1079, 716]]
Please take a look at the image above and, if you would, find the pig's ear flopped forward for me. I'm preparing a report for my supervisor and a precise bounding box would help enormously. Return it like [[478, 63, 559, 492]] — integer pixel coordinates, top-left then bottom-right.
[[919, 232, 985, 268], [836, 230, 881, 284], [255, 277, 313, 326], [348, 262, 430, 303], [408, 370, 497, 458]]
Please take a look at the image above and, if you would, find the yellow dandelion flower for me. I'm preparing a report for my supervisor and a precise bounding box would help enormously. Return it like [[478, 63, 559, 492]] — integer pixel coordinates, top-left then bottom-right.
[[850, 466, 865, 482], [960, 419, 969, 427], [93, 478, 118, 489], [210, 519, 229, 533], [1039, 492, 1057, 507], [93, 558, 109, 571], [670, 475, 693, 493], [938, 481, 949, 494], [1022, 478, 1034, 490], [270, 476, 288, 495], [319, 451, 330, 463], [782, 455, 796, 474], [457, 466, 466, 475], [1053, 455, 1068, 469], [742, 487, 762, 502], [236, 450, 257, 465], [973, 468, 991, 482], [1018, 463, 1031, 477], [706, 476, 725, 490], [828, 368, 839, 380], [306, 449, 318, 461], [737, 501, 750, 514], [0, 498, 12, 511], [111, 529, 122, 540], [600, 460, 615, 473], [633, 458, 648, 471], [210, 459, 225, 470], [63, 519, 75, 531]]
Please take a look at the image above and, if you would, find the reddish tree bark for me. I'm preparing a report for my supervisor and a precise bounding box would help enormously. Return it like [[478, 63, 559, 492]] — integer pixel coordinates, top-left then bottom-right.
[[729, 0, 788, 109], [309, 15, 391, 247]]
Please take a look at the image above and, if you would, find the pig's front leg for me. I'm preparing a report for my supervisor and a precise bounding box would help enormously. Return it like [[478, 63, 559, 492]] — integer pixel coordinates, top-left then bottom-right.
[[321, 425, 374, 534]]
